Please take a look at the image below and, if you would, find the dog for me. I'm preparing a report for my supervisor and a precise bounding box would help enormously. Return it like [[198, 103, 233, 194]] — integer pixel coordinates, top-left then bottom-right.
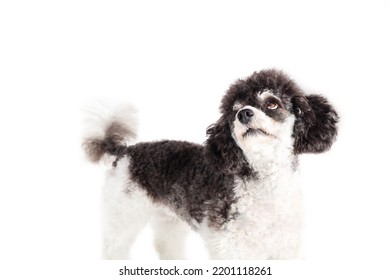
[[82, 69, 338, 259]]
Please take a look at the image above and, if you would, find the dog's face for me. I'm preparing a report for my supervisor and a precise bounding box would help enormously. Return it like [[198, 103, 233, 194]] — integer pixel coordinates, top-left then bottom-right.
[[205, 69, 339, 176], [231, 89, 296, 153]]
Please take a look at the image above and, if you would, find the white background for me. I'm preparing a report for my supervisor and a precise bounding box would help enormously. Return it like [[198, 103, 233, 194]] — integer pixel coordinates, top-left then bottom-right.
[[1, 0, 389, 278]]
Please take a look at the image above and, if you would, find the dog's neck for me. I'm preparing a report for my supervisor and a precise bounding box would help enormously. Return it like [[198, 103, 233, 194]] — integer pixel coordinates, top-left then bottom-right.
[[242, 136, 297, 179], [234, 142, 300, 216]]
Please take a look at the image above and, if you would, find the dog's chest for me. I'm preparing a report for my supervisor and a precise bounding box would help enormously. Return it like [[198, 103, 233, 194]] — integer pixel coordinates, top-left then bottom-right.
[[222, 171, 303, 258]]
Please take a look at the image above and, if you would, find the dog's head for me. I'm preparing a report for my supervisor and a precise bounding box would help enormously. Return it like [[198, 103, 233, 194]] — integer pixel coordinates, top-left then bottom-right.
[[205, 69, 339, 176]]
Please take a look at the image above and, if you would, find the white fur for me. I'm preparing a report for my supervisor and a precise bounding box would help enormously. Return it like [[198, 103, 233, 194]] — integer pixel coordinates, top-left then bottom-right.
[[233, 105, 296, 168], [199, 161, 302, 259], [233, 101, 244, 111], [101, 157, 150, 259], [258, 89, 275, 100], [82, 100, 138, 143], [198, 111, 302, 259], [102, 157, 191, 259]]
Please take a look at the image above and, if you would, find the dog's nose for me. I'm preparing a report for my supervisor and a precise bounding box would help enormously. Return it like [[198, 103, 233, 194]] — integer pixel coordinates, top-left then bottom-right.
[[237, 109, 254, 124]]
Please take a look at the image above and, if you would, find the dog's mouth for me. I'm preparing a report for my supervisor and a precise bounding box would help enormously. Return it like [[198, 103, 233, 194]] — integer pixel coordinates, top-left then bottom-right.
[[243, 127, 273, 138]]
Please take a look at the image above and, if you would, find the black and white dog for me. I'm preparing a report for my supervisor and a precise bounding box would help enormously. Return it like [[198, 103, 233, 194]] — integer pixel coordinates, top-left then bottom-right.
[[82, 69, 338, 259]]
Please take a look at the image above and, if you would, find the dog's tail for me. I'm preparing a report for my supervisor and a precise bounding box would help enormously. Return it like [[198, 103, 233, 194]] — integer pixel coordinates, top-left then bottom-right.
[[82, 102, 137, 164]]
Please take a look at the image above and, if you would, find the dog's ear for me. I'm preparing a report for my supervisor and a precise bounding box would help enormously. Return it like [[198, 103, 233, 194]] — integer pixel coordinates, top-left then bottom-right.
[[205, 117, 251, 176], [292, 94, 339, 154]]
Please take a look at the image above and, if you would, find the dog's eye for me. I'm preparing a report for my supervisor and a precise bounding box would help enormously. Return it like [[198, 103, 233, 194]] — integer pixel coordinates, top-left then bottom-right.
[[266, 101, 279, 110]]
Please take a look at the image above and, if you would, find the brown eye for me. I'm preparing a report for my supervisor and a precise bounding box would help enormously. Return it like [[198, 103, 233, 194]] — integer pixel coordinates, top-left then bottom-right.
[[266, 101, 279, 110]]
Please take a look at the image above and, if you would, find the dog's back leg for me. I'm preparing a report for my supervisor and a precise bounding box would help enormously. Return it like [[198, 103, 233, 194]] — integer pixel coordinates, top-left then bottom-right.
[[150, 210, 190, 260], [101, 157, 152, 259]]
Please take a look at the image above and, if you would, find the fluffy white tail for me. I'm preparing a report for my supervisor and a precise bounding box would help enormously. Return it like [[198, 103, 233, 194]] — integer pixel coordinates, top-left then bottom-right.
[[82, 102, 137, 163]]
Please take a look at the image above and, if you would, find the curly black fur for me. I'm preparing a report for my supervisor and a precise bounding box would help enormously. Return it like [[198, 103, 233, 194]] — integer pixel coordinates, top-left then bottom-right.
[[292, 94, 339, 153], [205, 118, 253, 177], [126, 140, 238, 228]]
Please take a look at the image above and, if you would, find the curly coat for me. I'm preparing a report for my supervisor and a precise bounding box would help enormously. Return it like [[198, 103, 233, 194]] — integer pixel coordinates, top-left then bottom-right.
[[82, 69, 339, 259]]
